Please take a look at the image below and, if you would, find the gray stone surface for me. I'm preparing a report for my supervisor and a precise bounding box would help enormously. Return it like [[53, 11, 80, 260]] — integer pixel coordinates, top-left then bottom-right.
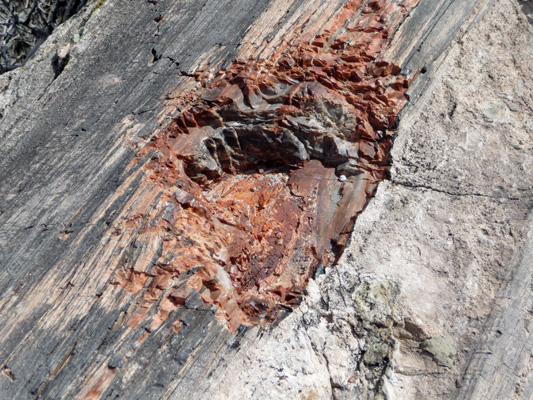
[[0, 0, 274, 398]]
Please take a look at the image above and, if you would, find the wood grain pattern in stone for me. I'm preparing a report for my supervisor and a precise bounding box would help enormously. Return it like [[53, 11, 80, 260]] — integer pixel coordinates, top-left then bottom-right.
[[0, 0, 501, 398]]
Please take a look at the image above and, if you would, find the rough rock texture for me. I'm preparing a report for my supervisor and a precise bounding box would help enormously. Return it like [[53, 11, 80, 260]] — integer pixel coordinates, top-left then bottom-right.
[[196, 0, 533, 399], [135, 0, 414, 330], [0, 0, 89, 72], [0, 0, 531, 399]]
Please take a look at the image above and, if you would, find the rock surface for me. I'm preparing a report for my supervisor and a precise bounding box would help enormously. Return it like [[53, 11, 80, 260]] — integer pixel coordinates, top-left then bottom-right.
[[0, 0, 89, 72], [196, 0, 533, 399], [134, 0, 413, 330], [0, 0, 531, 399], [421, 337, 456, 368]]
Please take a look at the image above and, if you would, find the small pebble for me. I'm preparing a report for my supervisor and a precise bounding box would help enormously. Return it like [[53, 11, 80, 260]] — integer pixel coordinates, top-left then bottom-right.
[[339, 175, 347, 182]]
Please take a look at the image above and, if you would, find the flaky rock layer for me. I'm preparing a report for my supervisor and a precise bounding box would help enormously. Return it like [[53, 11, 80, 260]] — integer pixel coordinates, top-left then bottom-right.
[[124, 0, 417, 329]]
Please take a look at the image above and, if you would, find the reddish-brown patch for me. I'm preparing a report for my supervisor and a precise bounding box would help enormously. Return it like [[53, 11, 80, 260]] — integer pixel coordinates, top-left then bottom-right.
[[84, 367, 118, 400], [118, 0, 417, 331]]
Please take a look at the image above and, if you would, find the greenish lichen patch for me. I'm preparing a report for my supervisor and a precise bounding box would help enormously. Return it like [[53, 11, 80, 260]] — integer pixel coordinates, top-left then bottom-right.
[[353, 277, 401, 329], [421, 336, 457, 368], [351, 276, 402, 396]]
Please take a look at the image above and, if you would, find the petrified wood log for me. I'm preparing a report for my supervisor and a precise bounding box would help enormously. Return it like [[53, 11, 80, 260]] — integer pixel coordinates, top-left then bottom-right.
[[0, 0, 523, 398]]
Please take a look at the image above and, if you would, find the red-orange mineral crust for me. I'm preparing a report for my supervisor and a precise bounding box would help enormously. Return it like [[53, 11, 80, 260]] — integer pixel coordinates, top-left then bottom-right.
[[127, 0, 416, 331]]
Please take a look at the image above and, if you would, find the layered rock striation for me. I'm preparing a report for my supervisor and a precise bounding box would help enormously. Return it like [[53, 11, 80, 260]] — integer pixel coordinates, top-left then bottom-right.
[[127, 0, 417, 330]]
